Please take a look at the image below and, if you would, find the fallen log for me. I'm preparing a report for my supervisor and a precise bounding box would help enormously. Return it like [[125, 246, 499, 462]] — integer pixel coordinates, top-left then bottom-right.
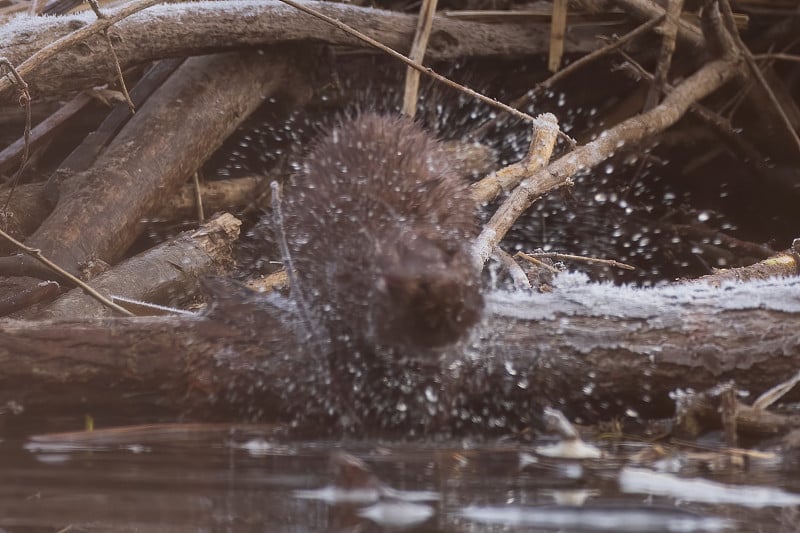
[[0, 0, 617, 99], [2, 275, 799, 436], [12, 49, 304, 278], [24, 212, 241, 320]]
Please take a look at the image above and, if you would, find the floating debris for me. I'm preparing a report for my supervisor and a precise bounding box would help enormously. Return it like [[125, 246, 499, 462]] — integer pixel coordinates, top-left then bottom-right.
[[459, 503, 732, 531], [619, 467, 800, 508], [358, 500, 435, 528]]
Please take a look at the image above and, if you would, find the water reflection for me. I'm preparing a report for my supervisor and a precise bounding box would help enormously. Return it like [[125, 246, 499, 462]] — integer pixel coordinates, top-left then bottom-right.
[[0, 425, 795, 531]]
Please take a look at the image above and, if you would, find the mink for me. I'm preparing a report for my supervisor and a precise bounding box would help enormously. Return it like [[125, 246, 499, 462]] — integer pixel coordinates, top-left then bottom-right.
[[281, 113, 483, 353]]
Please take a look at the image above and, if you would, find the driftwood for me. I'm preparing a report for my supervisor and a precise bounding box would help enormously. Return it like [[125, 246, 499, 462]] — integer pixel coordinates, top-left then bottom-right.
[[1, 275, 799, 436]]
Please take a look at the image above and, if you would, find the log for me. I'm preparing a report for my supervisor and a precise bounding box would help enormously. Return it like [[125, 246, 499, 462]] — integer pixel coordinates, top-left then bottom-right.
[[0, 0, 618, 100], [2, 275, 799, 436], [152, 177, 262, 221], [25, 212, 241, 320], [0, 182, 49, 254], [0, 60, 183, 249], [19, 49, 303, 276], [0, 91, 93, 176]]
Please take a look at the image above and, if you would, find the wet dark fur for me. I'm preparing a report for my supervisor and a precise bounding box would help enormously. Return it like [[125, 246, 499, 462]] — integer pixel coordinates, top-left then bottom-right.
[[283, 113, 483, 353]]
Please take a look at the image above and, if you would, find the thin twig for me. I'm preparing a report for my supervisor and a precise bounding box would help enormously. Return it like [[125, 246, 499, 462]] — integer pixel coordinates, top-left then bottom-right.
[[473, 114, 560, 267], [104, 32, 135, 113], [0, 227, 135, 317], [493, 247, 533, 289], [700, 0, 734, 56], [468, 16, 662, 143], [753, 53, 800, 64], [480, 57, 739, 270], [270, 181, 317, 341], [471, 113, 560, 203], [643, 0, 684, 111], [673, 224, 774, 259], [85, 0, 101, 17], [538, 16, 663, 93], [192, 171, 205, 222], [616, 47, 770, 182], [401, 0, 437, 117], [515, 252, 560, 274], [547, 0, 568, 72], [111, 295, 195, 316], [86, 0, 136, 114], [612, 0, 703, 49], [628, 50, 750, 177], [518, 251, 635, 270], [717, 0, 800, 157], [0, 59, 31, 212]]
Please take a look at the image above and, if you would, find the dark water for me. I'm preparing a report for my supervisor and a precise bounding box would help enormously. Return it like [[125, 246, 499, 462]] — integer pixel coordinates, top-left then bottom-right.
[[1, 424, 799, 532]]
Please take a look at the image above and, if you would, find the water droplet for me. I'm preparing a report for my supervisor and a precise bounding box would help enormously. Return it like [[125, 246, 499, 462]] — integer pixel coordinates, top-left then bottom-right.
[[504, 361, 517, 376], [424, 387, 438, 403]]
